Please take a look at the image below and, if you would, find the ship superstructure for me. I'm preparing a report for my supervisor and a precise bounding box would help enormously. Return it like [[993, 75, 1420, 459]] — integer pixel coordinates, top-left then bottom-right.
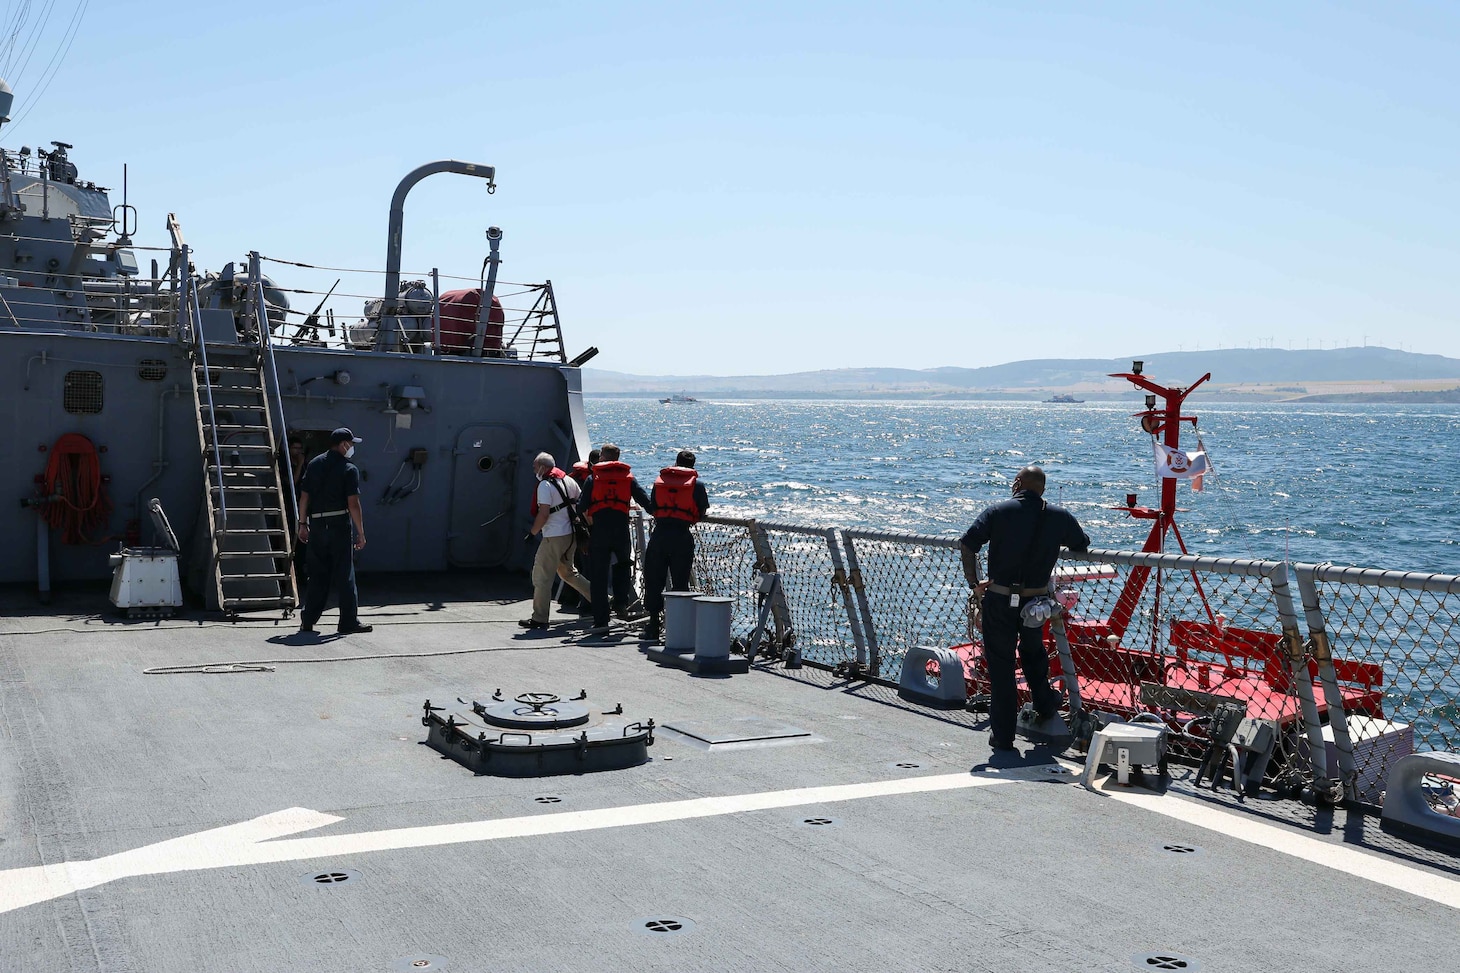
[[0, 84, 590, 610]]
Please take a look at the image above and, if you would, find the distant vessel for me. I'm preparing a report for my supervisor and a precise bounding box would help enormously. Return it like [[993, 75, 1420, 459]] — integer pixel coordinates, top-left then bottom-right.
[[1047, 393, 1084, 403], [659, 394, 698, 404]]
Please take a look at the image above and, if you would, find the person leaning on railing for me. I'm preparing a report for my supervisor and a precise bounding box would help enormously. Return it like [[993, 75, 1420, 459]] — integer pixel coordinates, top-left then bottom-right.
[[577, 443, 653, 635], [959, 465, 1089, 752]]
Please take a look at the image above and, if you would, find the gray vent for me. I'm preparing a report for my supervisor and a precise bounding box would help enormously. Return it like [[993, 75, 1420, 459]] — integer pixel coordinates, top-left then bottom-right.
[[63, 370, 103, 414]]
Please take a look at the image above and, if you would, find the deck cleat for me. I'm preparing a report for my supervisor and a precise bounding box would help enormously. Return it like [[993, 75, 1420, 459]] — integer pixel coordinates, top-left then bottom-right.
[[1016, 702, 1074, 747]]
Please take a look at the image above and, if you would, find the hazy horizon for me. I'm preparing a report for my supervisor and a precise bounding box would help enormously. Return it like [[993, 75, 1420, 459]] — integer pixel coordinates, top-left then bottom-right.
[[11, 3, 1460, 374]]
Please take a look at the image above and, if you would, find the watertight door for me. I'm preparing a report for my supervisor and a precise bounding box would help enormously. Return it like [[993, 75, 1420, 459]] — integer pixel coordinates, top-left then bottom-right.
[[448, 424, 520, 566]]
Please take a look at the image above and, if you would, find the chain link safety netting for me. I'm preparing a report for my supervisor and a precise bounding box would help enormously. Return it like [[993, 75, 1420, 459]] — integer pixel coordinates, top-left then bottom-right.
[[755, 522, 857, 667], [628, 513, 1456, 808], [685, 516, 762, 634], [1053, 549, 1327, 788], [1295, 564, 1460, 810], [841, 530, 970, 681]]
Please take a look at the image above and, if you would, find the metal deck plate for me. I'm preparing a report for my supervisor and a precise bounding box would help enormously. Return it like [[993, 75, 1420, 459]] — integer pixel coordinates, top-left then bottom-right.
[[662, 716, 813, 746]]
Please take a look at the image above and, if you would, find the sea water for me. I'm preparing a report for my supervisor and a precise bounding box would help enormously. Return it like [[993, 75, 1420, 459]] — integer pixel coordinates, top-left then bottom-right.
[[584, 399, 1460, 575]]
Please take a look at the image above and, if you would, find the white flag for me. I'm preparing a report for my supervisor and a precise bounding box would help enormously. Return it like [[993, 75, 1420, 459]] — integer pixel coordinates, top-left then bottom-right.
[[1154, 442, 1209, 480]]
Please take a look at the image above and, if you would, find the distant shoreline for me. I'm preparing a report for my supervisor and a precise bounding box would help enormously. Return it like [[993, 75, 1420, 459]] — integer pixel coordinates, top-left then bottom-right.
[[587, 388, 1460, 404]]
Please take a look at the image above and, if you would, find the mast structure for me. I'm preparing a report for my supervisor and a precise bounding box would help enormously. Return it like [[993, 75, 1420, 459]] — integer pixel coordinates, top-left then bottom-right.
[[1105, 363, 1213, 639]]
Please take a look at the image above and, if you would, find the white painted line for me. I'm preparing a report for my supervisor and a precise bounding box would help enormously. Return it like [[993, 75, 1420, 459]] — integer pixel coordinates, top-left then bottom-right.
[[1099, 785, 1460, 911], [0, 772, 1008, 915]]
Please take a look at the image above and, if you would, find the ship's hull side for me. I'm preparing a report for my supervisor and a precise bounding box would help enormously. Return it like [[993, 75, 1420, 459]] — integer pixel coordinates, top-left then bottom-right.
[[0, 331, 583, 585]]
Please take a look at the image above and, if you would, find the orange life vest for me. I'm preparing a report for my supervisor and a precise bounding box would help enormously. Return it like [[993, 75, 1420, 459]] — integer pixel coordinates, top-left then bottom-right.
[[529, 467, 567, 518], [569, 461, 590, 484], [653, 467, 700, 523], [585, 461, 632, 516]]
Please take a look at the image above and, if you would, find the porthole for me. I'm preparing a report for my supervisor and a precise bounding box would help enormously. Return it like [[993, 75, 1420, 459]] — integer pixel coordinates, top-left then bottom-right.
[[137, 359, 167, 381], [477, 456, 494, 472], [63, 370, 103, 414]]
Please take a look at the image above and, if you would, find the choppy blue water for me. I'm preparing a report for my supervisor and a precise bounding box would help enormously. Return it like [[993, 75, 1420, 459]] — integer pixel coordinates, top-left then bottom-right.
[[584, 398, 1460, 575]]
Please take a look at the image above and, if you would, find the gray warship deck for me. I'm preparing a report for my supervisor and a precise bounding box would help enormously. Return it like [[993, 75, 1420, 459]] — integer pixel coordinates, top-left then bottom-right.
[[2, 577, 1456, 973]]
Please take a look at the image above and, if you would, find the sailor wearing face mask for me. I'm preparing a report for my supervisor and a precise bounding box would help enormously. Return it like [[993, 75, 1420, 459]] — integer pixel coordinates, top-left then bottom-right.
[[297, 427, 372, 635]]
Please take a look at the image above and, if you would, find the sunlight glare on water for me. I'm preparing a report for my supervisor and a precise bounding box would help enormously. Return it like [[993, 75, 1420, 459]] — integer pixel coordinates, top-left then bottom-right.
[[583, 399, 1460, 574]]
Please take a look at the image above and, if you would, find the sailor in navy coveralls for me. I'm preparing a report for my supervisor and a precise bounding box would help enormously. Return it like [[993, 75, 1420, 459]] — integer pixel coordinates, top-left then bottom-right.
[[960, 465, 1089, 751], [296, 427, 372, 635]]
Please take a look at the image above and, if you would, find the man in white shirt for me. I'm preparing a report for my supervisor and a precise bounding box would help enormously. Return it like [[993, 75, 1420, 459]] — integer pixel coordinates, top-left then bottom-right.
[[521, 452, 592, 630]]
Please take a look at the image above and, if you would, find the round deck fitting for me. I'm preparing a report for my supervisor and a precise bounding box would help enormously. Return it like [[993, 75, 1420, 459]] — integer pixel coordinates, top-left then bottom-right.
[[423, 690, 655, 777], [482, 692, 591, 730]]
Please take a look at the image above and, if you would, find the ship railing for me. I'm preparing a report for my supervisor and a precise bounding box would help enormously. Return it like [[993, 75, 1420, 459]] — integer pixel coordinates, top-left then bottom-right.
[[0, 276, 179, 336], [183, 256, 228, 530], [247, 251, 298, 527], [630, 512, 1459, 810], [255, 254, 568, 363], [1291, 563, 1460, 808]]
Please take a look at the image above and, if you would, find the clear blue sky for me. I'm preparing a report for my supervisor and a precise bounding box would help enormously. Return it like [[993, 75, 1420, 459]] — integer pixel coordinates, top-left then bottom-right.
[[5, 1, 1458, 374]]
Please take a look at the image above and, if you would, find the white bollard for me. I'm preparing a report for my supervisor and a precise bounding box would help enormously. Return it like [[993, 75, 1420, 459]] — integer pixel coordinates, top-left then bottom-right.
[[663, 591, 701, 652], [693, 596, 734, 660]]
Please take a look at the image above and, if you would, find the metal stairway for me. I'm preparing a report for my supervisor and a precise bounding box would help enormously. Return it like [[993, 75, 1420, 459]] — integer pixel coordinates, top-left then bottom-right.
[[189, 342, 298, 616]]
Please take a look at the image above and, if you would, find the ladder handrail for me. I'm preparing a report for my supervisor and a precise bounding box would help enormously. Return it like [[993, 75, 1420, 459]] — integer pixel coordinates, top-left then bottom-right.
[[186, 251, 228, 531], [249, 251, 298, 528]]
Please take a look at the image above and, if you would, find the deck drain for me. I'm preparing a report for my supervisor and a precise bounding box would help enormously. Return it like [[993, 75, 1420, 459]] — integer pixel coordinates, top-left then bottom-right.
[[1160, 843, 1205, 857], [1133, 953, 1199, 971], [892, 761, 922, 770], [797, 816, 843, 828], [391, 956, 448, 972], [535, 796, 563, 804], [301, 868, 360, 886], [634, 916, 695, 936]]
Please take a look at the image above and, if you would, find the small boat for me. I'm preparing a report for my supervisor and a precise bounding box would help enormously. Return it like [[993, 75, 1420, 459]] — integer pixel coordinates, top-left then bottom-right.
[[659, 394, 699, 404], [1047, 393, 1084, 403]]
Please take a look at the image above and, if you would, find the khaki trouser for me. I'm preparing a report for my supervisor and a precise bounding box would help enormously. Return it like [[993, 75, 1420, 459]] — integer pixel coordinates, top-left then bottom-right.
[[532, 532, 591, 623]]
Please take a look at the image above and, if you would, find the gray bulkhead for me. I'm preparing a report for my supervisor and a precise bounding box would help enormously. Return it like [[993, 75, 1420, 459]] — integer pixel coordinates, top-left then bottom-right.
[[1, 329, 584, 584]]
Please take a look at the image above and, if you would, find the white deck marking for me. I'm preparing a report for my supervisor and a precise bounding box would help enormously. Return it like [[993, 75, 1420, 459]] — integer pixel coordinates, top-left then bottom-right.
[[1100, 785, 1460, 911], [0, 772, 1007, 915]]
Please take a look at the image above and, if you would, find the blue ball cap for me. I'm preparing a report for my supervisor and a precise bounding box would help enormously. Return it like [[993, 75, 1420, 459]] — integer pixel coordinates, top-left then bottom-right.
[[330, 427, 362, 445]]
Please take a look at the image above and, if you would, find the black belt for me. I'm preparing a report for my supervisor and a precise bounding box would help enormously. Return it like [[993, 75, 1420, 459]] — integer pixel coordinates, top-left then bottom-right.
[[985, 583, 1047, 597]]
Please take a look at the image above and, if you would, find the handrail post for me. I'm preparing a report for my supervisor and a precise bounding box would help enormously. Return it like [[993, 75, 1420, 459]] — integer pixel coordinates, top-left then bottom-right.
[[430, 268, 441, 354], [1292, 562, 1361, 802], [840, 533, 880, 678], [746, 520, 793, 645], [1268, 562, 1336, 801], [824, 528, 869, 669]]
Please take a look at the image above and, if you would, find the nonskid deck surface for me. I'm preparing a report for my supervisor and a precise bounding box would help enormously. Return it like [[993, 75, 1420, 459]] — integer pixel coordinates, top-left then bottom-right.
[[1, 579, 1456, 973]]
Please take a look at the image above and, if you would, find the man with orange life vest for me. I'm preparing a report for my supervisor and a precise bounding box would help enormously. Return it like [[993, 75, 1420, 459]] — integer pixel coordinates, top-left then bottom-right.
[[558, 448, 600, 614], [519, 452, 593, 631], [576, 443, 652, 634], [641, 450, 710, 642], [569, 448, 600, 487]]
